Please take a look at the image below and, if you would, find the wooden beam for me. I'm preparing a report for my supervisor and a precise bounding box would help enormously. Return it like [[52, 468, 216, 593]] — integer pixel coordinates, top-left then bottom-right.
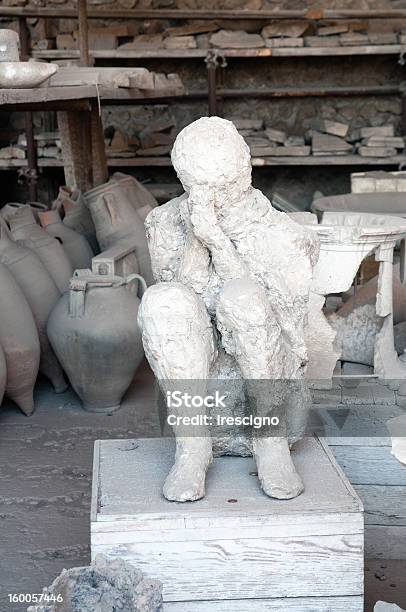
[[3, 7, 406, 19], [32, 45, 404, 61], [78, 0, 90, 67]]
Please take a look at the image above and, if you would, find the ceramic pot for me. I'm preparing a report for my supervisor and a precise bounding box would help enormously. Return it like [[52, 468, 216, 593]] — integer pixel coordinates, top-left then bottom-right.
[[0, 262, 40, 415], [53, 187, 99, 253], [0, 344, 6, 408], [0, 219, 67, 393], [111, 172, 157, 219], [38, 209, 94, 271], [2, 205, 73, 293], [47, 271, 146, 412], [0, 29, 20, 62], [84, 180, 154, 286], [2, 201, 48, 222]]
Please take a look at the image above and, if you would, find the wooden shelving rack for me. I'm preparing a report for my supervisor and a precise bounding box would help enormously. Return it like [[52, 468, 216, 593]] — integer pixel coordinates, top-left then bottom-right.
[[1, 5, 406, 189]]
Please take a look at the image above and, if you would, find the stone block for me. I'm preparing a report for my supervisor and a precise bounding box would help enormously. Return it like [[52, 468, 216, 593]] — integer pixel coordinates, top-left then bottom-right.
[[368, 32, 398, 45], [340, 32, 369, 46], [359, 126, 395, 138], [318, 24, 349, 36], [252, 145, 311, 156], [304, 36, 341, 47], [312, 132, 353, 154], [361, 137, 404, 149], [164, 35, 197, 49], [358, 147, 397, 157], [307, 118, 349, 138], [265, 127, 287, 143], [266, 37, 304, 48], [261, 21, 309, 39], [210, 30, 265, 49]]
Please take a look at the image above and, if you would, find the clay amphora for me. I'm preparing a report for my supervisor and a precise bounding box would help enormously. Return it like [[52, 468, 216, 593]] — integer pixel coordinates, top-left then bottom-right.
[[0, 29, 20, 62], [84, 180, 154, 286], [0, 262, 40, 415], [47, 271, 146, 413], [1, 202, 48, 222], [0, 219, 67, 393], [38, 209, 94, 271], [0, 344, 6, 407], [52, 187, 99, 253], [111, 172, 158, 220], [2, 205, 73, 293]]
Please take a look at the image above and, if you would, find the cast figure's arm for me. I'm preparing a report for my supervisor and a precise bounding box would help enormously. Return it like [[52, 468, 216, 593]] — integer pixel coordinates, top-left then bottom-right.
[[145, 195, 211, 293], [186, 186, 248, 282], [144, 196, 186, 282]]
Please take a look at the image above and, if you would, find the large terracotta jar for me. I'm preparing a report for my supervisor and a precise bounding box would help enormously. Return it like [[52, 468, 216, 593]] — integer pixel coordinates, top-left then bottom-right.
[[47, 271, 146, 413], [0, 262, 40, 415], [84, 180, 154, 286], [38, 209, 94, 271], [0, 220, 67, 393], [0, 344, 6, 407], [2, 205, 73, 293], [111, 171, 158, 221], [53, 187, 99, 253]]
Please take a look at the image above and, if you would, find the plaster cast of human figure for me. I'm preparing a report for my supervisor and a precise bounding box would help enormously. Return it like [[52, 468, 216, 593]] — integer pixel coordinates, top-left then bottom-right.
[[138, 117, 320, 502]]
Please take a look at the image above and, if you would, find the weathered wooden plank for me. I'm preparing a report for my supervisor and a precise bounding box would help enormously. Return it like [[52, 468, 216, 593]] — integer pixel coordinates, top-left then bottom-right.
[[355, 485, 406, 526], [57, 109, 92, 191], [93, 533, 363, 601], [32, 44, 403, 61], [332, 445, 406, 485], [0, 85, 184, 108], [91, 512, 363, 545], [90, 106, 108, 187], [163, 596, 364, 611], [95, 438, 361, 521], [2, 6, 406, 18], [366, 525, 406, 559]]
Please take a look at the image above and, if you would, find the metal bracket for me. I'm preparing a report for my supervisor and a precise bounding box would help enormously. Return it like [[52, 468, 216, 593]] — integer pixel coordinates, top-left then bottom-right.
[[205, 49, 228, 69], [17, 166, 38, 186]]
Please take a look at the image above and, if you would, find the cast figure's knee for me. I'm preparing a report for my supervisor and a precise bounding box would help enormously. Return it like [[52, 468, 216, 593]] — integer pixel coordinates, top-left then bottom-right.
[[138, 282, 215, 378], [217, 277, 270, 331]]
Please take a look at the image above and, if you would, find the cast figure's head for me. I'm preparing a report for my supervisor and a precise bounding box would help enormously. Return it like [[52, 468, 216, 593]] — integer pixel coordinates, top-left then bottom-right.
[[171, 117, 252, 199]]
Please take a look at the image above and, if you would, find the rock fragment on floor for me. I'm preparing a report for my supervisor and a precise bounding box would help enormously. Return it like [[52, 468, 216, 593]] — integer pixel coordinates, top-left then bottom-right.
[[27, 554, 163, 612]]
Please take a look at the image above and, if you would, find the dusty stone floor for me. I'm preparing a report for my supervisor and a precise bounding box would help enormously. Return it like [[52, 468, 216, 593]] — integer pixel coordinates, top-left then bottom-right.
[[0, 361, 405, 612]]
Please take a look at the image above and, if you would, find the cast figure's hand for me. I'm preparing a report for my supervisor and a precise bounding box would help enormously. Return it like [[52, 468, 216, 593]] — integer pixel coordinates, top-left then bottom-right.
[[187, 187, 223, 248]]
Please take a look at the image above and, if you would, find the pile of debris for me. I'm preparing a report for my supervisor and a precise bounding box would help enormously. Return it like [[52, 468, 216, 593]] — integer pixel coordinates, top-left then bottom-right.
[[227, 117, 404, 159], [45, 20, 406, 51]]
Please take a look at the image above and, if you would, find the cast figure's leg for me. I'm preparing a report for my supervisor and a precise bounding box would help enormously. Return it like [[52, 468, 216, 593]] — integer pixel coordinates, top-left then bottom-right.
[[216, 277, 304, 499], [138, 282, 216, 502]]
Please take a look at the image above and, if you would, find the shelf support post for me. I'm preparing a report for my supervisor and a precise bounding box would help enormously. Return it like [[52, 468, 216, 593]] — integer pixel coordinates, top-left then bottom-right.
[[18, 16, 38, 202], [205, 50, 226, 117]]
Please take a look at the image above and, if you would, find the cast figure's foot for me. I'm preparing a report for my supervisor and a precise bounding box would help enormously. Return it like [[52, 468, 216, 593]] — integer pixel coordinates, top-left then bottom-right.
[[253, 437, 304, 500], [163, 439, 213, 502]]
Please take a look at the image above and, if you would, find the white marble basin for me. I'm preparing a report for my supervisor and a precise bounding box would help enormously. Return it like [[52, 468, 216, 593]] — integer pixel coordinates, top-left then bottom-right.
[[305, 212, 406, 294], [0, 62, 58, 88]]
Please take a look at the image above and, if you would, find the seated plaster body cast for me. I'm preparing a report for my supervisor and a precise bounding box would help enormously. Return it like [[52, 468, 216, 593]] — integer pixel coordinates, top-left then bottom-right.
[[138, 116, 320, 502]]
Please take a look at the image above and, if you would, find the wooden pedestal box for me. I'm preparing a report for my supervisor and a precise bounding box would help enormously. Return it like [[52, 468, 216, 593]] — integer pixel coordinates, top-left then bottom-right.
[[91, 437, 364, 611]]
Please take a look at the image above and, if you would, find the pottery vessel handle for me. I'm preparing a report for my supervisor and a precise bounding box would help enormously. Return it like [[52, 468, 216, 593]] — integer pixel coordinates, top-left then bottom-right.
[[69, 277, 88, 318], [103, 193, 120, 225], [126, 274, 147, 296]]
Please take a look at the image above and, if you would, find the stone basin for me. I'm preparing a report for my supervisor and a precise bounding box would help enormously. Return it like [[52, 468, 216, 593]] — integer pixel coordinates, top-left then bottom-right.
[[297, 211, 406, 380], [0, 62, 58, 88], [306, 211, 406, 295]]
